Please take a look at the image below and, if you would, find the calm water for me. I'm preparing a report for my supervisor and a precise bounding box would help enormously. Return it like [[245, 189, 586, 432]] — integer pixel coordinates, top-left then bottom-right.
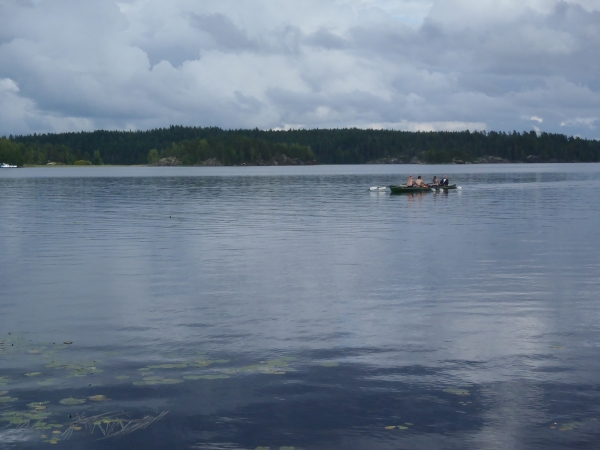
[[1, 164, 600, 449]]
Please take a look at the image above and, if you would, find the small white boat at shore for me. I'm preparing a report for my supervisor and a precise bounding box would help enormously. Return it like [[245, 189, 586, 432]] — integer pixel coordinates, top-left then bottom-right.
[[0, 163, 18, 168]]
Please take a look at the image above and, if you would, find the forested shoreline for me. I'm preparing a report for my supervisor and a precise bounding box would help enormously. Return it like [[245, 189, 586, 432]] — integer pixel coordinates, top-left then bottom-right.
[[1, 126, 599, 167]]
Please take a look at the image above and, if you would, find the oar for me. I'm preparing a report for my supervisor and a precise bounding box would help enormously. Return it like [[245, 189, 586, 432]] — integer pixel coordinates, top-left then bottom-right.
[[369, 186, 388, 191]]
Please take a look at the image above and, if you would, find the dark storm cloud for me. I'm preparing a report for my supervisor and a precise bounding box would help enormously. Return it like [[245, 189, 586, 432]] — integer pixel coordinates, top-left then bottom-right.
[[0, 0, 598, 137]]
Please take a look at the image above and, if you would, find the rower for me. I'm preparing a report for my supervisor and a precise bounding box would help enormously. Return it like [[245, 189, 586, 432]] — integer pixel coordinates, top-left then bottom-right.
[[414, 176, 428, 187], [440, 175, 449, 186], [432, 176, 439, 186], [406, 175, 415, 187]]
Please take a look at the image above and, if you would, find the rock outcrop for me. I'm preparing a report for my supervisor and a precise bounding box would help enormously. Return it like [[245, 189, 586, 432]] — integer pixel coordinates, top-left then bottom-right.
[[154, 157, 181, 166], [198, 158, 223, 166], [367, 157, 404, 164], [474, 155, 510, 164]]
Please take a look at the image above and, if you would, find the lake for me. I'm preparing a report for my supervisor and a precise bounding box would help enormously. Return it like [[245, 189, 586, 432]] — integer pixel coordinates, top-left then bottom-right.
[[1, 164, 600, 449]]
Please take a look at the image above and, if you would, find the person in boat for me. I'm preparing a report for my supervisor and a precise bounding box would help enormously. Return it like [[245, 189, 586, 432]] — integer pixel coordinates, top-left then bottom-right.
[[432, 176, 439, 186], [406, 175, 415, 187], [414, 175, 428, 187], [440, 175, 449, 186]]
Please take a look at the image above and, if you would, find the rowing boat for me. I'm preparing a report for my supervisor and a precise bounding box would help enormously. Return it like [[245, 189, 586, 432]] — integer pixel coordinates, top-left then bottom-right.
[[389, 184, 457, 194]]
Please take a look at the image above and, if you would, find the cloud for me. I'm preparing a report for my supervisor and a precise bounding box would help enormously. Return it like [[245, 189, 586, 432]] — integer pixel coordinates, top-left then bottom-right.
[[560, 117, 598, 129], [0, 0, 599, 138]]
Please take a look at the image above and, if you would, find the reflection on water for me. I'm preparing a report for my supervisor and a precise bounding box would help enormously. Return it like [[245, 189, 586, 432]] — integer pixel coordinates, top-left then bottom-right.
[[1, 165, 600, 449]]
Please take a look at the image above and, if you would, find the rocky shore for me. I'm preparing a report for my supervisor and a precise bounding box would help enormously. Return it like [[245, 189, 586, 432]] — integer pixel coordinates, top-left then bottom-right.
[[366, 154, 569, 164], [150, 154, 318, 167]]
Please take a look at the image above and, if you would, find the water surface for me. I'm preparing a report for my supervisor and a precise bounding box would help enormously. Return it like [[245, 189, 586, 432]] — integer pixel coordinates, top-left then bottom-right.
[[1, 164, 600, 449]]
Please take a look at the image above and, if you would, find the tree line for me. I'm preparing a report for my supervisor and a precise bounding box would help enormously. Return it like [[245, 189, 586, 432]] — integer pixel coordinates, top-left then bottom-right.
[[2, 127, 600, 166]]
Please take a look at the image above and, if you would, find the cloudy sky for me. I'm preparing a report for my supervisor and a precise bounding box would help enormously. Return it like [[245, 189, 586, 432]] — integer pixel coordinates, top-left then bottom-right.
[[0, 0, 599, 137]]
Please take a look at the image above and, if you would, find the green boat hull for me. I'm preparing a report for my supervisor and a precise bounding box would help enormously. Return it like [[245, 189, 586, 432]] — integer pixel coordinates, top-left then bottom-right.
[[389, 184, 457, 194]]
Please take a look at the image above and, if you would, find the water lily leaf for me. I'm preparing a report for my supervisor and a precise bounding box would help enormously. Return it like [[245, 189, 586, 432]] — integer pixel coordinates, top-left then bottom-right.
[[183, 375, 203, 380], [264, 359, 289, 367], [59, 397, 86, 405], [148, 363, 188, 369], [25, 372, 43, 377], [38, 378, 58, 386], [560, 422, 579, 431], [88, 395, 110, 401], [398, 426, 408, 430], [159, 379, 184, 384], [133, 380, 160, 386], [443, 388, 470, 396], [280, 447, 295, 450], [255, 447, 270, 450], [385, 426, 396, 430], [212, 359, 230, 364], [26, 412, 51, 420], [143, 376, 165, 381], [0, 397, 17, 403], [198, 375, 230, 380], [405, 423, 414, 426], [115, 376, 130, 380], [27, 401, 50, 409], [191, 361, 213, 367], [320, 362, 339, 367], [0, 391, 7, 396]]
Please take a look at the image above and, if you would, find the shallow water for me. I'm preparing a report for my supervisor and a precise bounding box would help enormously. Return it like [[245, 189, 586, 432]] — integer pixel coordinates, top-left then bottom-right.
[[1, 164, 600, 449]]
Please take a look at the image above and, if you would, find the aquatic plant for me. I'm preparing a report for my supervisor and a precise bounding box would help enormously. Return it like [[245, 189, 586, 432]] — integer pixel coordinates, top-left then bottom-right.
[[59, 398, 86, 405], [319, 361, 339, 367], [62, 411, 169, 440], [443, 388, 471, 396]]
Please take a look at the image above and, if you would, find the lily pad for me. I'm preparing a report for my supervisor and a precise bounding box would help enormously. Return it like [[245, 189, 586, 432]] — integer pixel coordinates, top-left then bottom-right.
[[25, 372, 43, 377], [320, 362, 339, 367], [191, 361, 213, 367], [38, 378, 58, 386], [115, 375, 130, 380], [398, 426, 408, 430], [0, 396, 17, 403], [443, 388, 471, 396], [280, 447, 295, 450], [560, 422, 579, 431], [59, 397, 86, 405], [133, 380, 160, 386], [385, 426, 396, 430], [183, 375, 203, 380], [256, 447, 270, 450], [27, 401, 50, 409], [148, 363, 188, 369], [88, 395, 110, 401], [198, 374, 230, 380], [159, 379, 184, 384], [0, 391, 7, 396]]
